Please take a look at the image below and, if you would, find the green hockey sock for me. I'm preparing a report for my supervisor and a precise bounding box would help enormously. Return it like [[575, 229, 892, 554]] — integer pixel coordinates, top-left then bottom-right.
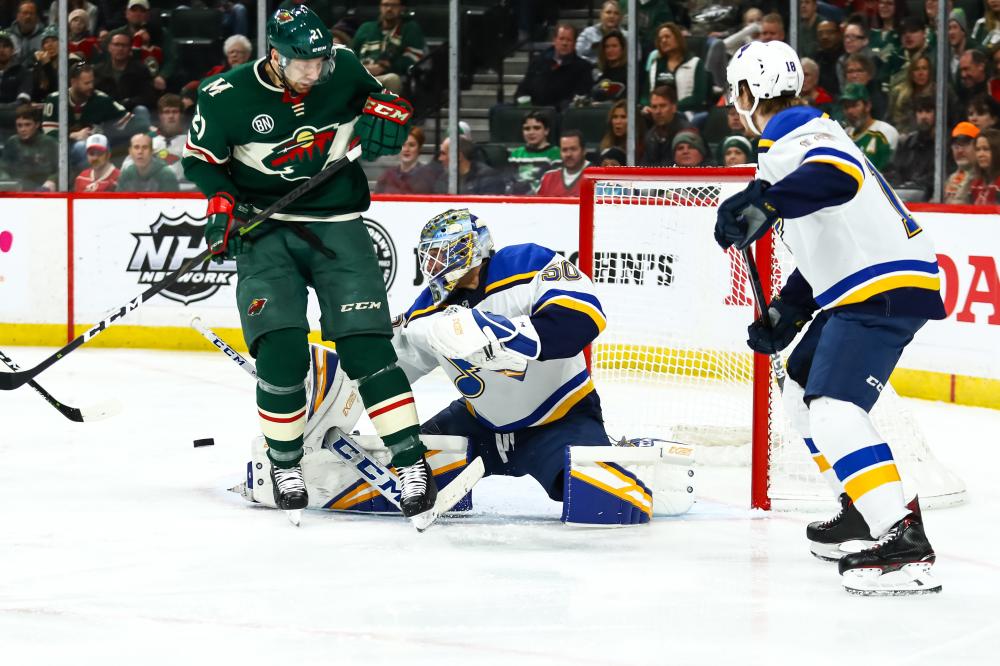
[[255, 328, 309, 468]]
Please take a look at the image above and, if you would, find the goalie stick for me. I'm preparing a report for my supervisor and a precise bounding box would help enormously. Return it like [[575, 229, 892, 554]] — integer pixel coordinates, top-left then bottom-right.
[[742, 246, 786, 390], [0, 144, 363, 392], [0, 348, 120, 422], [192, 319, 484, 531]]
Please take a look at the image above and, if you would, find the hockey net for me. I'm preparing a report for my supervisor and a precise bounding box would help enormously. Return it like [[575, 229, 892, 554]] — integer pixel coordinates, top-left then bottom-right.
[[579, 167, 966, 510]]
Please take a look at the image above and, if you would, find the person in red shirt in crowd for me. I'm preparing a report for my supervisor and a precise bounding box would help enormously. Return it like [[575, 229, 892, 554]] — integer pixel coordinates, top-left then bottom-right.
[[969, 127, 1000, 205], [801, 56, 834, 110], [537, 130, 588, 197], [73, 133, 120, 192], [68, 8, 101, 61]]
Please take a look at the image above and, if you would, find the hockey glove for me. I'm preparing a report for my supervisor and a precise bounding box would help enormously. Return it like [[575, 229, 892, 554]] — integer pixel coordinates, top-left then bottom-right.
[[747, 297, 813, 355], [204, 193, 251, 264], [714, 180, 781, 250], [354, 92, 414, 160]]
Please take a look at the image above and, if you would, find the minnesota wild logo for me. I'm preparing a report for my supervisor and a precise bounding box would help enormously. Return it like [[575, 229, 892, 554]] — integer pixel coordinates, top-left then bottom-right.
[[275, 10, 294, 23], [264, 124, 340, 181]]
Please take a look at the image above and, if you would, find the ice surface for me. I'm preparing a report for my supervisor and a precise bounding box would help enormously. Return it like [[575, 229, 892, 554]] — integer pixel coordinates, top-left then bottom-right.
[[1, 347, 999, 665]]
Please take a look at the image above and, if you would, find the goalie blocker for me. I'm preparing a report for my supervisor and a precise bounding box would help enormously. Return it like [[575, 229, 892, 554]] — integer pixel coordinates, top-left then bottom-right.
[[231, 344, 696, 524]]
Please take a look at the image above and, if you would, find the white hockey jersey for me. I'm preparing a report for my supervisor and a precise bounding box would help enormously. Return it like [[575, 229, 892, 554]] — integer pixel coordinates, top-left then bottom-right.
[[756, 106, 945, 317], [393, 243, 607, 432]]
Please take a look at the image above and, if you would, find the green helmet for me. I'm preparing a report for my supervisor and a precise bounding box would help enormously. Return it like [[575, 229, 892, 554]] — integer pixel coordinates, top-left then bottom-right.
[[268, 5, 334, 61]]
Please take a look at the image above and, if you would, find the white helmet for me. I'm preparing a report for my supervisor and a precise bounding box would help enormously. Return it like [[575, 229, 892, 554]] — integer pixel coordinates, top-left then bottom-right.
[[727, 40, 804, 135]]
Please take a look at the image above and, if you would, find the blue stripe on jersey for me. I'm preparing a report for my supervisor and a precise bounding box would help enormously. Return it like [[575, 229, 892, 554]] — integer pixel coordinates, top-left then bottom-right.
[[814, 259, 941, 308], [832, 442, 895, 482], [403, 288, 442, 323], [764, 162, 859, 219], [483, 244, 556, 291], [804, 437, 819, 455], [469, 368, 592, 432], [760, 106, 825, 144]]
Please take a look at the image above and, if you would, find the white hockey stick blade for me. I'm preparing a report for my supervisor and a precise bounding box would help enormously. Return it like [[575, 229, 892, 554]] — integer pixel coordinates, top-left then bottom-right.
[[80, 399, 123, 422], [285, 509, 303, 527], [410, 456, 485, 532]]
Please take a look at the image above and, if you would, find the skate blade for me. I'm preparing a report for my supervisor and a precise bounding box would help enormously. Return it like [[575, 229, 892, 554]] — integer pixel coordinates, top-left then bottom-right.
[[842, 563, 942, 596], [410, 457, 485, 533], [810, 539, 877, 562], [285, 509, 303, 527]]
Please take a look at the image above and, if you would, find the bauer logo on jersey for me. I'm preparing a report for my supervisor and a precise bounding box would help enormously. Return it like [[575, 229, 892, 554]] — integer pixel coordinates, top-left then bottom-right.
[[247, 298, 268, 316], [363, 217, 397, 290], [127, 213, 235, 305], [263, 124, 339, 181]]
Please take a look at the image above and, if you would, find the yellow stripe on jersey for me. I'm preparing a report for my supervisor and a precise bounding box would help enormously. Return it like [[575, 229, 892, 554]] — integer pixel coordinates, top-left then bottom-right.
[[803, 156, 864, 191], [835, 273, 942, 307], [537, 379, 595, 426], [407, 303, 444, 323], [534, 296, 607, 333], [485, 270, 539, 294]]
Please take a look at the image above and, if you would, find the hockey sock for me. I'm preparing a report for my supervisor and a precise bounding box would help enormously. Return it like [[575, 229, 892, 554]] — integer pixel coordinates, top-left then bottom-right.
[[809, 397, 909, 536], [782, 379, 842, 496], [255, 328, 310, 468], [336, 334, 425, 467]]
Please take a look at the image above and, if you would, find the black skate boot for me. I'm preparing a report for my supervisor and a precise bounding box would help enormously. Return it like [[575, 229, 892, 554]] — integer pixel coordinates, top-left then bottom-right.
[[838, 497, 941, 595], [397, 456, 438, 519], [271, 464, 308, 526], [806, 493, 875, 562]]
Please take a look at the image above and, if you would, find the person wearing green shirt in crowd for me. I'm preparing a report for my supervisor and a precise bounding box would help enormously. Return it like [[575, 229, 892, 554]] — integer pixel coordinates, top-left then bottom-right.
[[353, 0, 425, 94], [1, 105, 57, 191], [883, 16, 936, 89], [644, 21, 708, 112], [798, 0, 821, 59], [116, 132, 179, 192], [619, 0, 686, 56], [508, 110, 561, 194], [840, 82, 899, 171]]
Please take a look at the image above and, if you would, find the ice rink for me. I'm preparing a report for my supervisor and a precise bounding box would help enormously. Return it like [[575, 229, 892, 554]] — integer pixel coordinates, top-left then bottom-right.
[[2, 346, 998, 665]]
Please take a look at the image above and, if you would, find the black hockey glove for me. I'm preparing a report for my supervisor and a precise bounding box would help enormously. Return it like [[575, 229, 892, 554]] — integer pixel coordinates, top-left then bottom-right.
[[354, 92, 414, 160], [204, 193, 252, 264], [747, 297, 813, 355], [714, 179, 781, 250]]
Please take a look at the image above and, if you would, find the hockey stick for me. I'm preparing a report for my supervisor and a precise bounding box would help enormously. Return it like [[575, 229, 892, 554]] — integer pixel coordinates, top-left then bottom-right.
[[0, 349, 121, 422], [190, 317, 257, 379], [0, 144, 363, 392], [194, 320, 483, 530], [742, 246, 786, 390]]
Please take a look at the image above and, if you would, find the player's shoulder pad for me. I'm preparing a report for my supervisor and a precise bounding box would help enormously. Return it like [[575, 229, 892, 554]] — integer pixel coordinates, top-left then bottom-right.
[[482, 244, 558, 295], [403, 288, 442, 325], [757, 106, 825, 153]]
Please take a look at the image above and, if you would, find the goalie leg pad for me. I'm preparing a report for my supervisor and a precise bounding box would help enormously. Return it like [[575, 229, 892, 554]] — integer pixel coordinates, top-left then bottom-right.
[[563, 447, 653, 526], [302, 343, 365, 453]]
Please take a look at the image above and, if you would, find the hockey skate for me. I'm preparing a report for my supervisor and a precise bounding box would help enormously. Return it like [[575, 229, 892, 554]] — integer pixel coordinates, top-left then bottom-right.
[[271, 464, 309, 526], [807, 493, 875, 561], [838, 498, 941, 595], [397, 456, 438, 524]]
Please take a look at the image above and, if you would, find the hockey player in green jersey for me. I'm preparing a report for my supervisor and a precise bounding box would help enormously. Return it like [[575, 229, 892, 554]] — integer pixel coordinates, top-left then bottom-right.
[[182, 5, 435, 524]]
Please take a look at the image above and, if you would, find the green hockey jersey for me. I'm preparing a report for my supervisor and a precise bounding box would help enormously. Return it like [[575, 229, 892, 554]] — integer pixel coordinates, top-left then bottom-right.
[[41, 89, 131, 135], [182, 47, 382, 222]]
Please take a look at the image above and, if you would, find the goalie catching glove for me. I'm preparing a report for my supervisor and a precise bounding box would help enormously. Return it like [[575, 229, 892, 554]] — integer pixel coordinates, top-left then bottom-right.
[[354, 92, 414, 160], [426, 306, 540, 372], [204, 193, 254, 263]]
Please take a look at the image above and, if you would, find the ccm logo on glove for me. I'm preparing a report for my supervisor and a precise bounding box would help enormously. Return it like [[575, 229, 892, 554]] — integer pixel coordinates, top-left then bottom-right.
[[364, 98, 412, 124], [341, 301, 383, 312]]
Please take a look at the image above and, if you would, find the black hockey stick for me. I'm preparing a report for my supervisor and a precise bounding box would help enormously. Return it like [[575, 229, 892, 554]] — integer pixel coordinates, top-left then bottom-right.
[[742, 246, 786, 390], [0, 144, 363, 391], [0, 348, 121, 421]]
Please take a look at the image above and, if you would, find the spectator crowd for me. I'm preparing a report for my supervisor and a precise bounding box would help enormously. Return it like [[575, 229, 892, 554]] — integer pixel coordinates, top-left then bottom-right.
[[9, 0, 1000, 204]]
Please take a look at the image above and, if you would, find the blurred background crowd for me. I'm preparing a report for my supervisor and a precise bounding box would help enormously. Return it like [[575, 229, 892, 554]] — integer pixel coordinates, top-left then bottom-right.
[[7, 0, 998, 204]]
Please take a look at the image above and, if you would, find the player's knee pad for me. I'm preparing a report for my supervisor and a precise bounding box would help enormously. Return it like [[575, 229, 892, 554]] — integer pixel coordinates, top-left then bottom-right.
[[255, 328, 310, 389], [781, 378, 811, 437], [561, 441, 695, 526], [808, 397, 883, 467], [333, 334, 398, 383], [302, 343, 365, 453]]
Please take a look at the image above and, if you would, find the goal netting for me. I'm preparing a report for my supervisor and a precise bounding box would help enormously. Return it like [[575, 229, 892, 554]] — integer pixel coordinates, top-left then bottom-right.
[[579, 168, 966, 511]]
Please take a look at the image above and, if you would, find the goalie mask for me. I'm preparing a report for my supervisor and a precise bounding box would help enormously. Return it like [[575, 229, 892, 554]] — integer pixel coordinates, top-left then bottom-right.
[[267, 6, 335, 91], [726, 40, 803, 135], [418, 209, 493, 304]]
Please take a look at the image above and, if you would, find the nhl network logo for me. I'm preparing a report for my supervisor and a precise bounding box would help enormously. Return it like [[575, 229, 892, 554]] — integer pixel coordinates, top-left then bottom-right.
[[364, 217, 397, 290], [128, 212, 235, 305]]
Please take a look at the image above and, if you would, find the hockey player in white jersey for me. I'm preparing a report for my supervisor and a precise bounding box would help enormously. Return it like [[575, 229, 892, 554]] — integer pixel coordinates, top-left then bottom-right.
[[392, 209, 657, 524], [714, 41, 946, 595]]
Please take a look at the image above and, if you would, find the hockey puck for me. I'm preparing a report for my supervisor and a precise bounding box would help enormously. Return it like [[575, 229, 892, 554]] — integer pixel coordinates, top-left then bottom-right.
[[193, 438, 215, 448]]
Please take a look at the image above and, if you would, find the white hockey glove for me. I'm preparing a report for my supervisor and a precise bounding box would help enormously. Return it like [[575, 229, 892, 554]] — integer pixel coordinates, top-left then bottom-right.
[[426, 306, 540, 371]]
